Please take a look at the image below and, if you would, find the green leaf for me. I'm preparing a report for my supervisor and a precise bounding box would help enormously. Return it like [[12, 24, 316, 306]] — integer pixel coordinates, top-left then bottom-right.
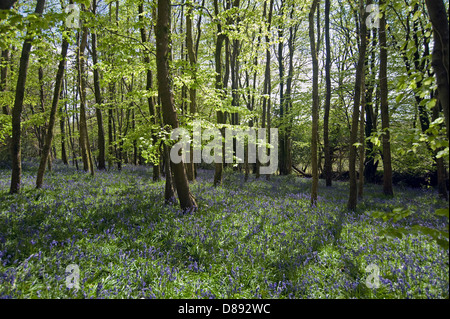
[[436, 148, 449, 159], [426, 98, 436, 110], [396, 93, 404, 104], [435, 208, 449, 218], [412, 10, 421, 21]]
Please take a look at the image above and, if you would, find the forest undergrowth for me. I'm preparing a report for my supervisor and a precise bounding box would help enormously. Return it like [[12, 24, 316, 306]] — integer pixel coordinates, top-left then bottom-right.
[[0, 161, 448, 298]]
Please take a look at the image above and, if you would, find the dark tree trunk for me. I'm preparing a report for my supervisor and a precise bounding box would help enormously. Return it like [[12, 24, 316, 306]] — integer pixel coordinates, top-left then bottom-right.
[[425, 0, 449, 140], [141, 2, 160, 180], [186, 1, 197, 182], [77, 26, 94, 175], [348, 0, 368, 210], [258, 0, 274, 179], [379, 0, 393, 196], [309, 0, 320, 206], [10, 0, 46, 194], [92, 0, 106, 170], [324, 0, 332, 186], [60, 80, 68, 165], [364, 28, 378, 183], [36, 35, 69, 188], [0, 0, 18, 10], [433, 92, 448, 201], [155, 0, 197, 211], [213, 0, 226, 187], [1, 49, 10, 115]]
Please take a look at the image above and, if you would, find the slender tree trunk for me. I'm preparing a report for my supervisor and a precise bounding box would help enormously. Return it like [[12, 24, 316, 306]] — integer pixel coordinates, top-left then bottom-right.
[[213, 0, 226, 187], [10, 0, 46, 194], [309, 0, 320, 206], [60, 83, 68, 165], [186, 1, 197, 182], [358, 78, 366, 198], [433, 92, 448, 201], [278, 0, 287, 175], [92, 0, 106, 170], [348, 0, 368, 210], [163, 143, 176, 204], [155, 0, 197, 211], [0, 49, 9, 115], [364, 28, 378, 183], [379, 0, 393, 196], [324, 0, 332, 186], [140, 2, 160, 180], [425, 0, 449, 140], [37, 65, 45, 156], [284, 7, 295, 177], [77, 26, 94, 175], [258, 0, 274, 179], [36, 35, 69, 188]]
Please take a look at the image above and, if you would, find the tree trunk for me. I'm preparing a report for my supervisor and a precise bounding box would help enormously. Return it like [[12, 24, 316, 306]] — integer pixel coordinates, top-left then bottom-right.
[[309, 0, 320, 206], [324, 0, 332, 187], [358, 77, 366, 198], [141, 2, 160, 180], [60, 84, 68, 165], [36, 35, 69, 188], [186, 1, 197, 182], [0, 0, 18, 10], [92, 0, 106, 170], [348, 0, 368, 210], [425, 0, 449, 140], [278, 0, 287, 176], [1, 49, 10, 115], [77, 26, 94, 175], [10, 0, 46, 194], [364, 28, 378, 183], [155, 0, 197, 211], [213, 0, 226, 187], [258, 0, 274, 179], [379, 0, 393, 196], [433, 93, 448, 201]]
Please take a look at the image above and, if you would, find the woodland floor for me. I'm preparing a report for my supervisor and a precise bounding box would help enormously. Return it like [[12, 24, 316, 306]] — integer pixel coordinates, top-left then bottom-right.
[[0, 161, 448, 298]]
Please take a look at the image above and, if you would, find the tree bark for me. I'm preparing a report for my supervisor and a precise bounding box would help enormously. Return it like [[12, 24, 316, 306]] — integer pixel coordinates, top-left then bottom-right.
[[213, 0, 226, 187], [60, 80, 68, 165], [348, 0, 368, 210], [77, 26, 95, 175], [36, 34, 69, 188], [10, 0, 46, 194], [186, 1, 197, 182], [379, 0, 393, 196], [425, 0, 449, 140], [309, 0, 320, 206], [364, 28, 378, 183], [1, 49, 10, 115], [92, 0, 106, 170], [0, 0, 18, 10], [324, 0, 332, 187], [433, 92, 448, 201], [155, 0, 197, 211], [258, 0, 274, 179]]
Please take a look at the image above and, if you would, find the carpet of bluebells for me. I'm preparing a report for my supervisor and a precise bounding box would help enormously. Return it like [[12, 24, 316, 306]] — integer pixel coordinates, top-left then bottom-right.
[[0, 161, 448, 299]]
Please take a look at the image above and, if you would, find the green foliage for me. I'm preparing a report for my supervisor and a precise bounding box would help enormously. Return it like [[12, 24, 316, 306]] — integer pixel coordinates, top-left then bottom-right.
[[0, 113, 11, 144], [372, 208, 449, 250]]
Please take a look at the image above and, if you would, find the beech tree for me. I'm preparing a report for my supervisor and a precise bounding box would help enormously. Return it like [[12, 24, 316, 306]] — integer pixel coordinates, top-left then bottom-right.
[[9, 0, 46, 194], [155, 0, 197, 211]]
